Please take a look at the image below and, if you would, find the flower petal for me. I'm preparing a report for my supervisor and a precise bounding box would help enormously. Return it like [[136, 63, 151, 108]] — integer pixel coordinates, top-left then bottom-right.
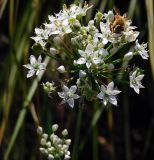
[[58, 92, 65, 99], [30, 55, 36, 65], [109, 95, 117, 106], [27, 70, 35, 78], [76, 58, 86, 64], [70, 85, 77, 93], [73, 94, 80, 99], [38, 55, 42, 63], [97, 92, 104, 99], [107, 81, 114, 91], [63, 85, 69, 92], [67, 98, 74, 108], [23, 64, 33, 69]]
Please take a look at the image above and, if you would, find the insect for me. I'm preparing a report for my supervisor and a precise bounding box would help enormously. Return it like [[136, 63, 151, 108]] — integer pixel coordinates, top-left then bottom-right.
[[110, 7, 127, 34]]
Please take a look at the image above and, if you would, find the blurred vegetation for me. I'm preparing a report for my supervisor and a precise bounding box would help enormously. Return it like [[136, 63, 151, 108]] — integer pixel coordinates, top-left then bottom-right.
[[0, 0, 154, 160]]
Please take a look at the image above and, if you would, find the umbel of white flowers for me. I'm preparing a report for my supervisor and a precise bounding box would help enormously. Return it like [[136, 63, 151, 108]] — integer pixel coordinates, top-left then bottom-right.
[[37, 124, 71, 160], [23, 2, 148, 108]]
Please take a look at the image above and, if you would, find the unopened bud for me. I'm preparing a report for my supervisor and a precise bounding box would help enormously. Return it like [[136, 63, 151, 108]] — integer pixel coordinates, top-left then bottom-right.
[[57, 65, 66, 73], [79, 70, 86, 78], [49, 48, 57, 55], [48, 154, 54, 160], [37, 126, 43, 135], [124, 52, 133, 61], [64, 154, 71, 160], [52, 124, 59, 132], [65, 139, 71, 145], [62, 129, 68, 136]]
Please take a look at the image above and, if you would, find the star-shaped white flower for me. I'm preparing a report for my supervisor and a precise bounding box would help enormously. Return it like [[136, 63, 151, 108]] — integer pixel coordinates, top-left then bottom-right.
[[76, 44, 102, 69], [31, 28, 49, 47], [135, 40, 149, 59], [97, 82, 121, 106], [129, 70, 144, 94], [58, 85, 80, 108], [23, 55, 46, 78]]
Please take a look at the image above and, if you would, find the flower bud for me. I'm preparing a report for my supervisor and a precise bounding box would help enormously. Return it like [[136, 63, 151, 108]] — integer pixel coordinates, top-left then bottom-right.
[[52, 124, 59, 132], [79, 70, 86, 78], [64, 154, 71, 160], [49, 48, 57, 55], [53, 36, 62, 45], [48, 154, 54, 160], [62, 129, 68, 136], [46, 142, 51, 148], [42, 133, 48, 140], [40, 148, 46, 154], [41, 138, 46, 146], [65, 139, 71, 145], [37, 126, 43, 135], [124, 52, 133, 61], [95, 11, 103, 23], [57, 65, 66, 73]]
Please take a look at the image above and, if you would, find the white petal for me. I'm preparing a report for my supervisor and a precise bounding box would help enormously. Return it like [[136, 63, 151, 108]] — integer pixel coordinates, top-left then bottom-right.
[[23, 64, 33, 69], [133, 86, 140, 94], [103, 98, 108, 106], [36, 70, 40, 75], [86, 62, 91, 69], [30, 55, 36, 65], [110, 90, 121, 95], [136, 74, 144, 81], [78, 50, 85, 56], [63, 85, 69, 92], [35, 28, 42, 34], [86, 44, 93, 53], [139, 51, 149, 59], [39, 63, 46, 70], [27, 70, 35, 78], [97, 92, 104, 99], [67, 98, 74, 108], [70, 85, 77, 93], [101, 85, 106, 92], [103, 38, 108, 45], [38, 55, 42, 63], [107, 82, 114, 91], [100, 22, 105, 33], [76, 58, 86, 64], [58, 92, 65, 98], [73, 94, 80, 99], [109, 96, 117, 106]]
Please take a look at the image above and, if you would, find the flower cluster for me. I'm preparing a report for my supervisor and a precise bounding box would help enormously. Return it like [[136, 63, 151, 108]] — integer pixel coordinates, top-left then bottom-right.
[[24, 2, 148, 107], [37, 124, 71, 160]]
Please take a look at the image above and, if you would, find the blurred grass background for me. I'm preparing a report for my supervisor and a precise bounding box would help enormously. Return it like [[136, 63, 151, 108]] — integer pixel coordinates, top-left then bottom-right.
[[0, 0, 154, 160]]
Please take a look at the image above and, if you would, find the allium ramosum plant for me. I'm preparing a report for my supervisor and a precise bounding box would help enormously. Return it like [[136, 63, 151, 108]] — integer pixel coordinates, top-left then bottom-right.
[[23, 2, 148, 159]]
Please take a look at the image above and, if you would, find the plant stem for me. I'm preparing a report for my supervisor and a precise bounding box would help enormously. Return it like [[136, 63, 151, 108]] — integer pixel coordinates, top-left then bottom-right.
[[72, 98, 84, 160], [92, 102, 99, 160]]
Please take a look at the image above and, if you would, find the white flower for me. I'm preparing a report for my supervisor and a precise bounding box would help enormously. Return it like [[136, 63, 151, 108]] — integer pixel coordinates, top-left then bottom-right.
[[97, 82, 121, 106], [76, 44, 103, 69], [135, 40, 149, 59], [129, 70, 144, 94], [31, 28, 49, 47], [23, 55, 46, 78], [57, 65, 66, 73], [58, 85, 80, 108]]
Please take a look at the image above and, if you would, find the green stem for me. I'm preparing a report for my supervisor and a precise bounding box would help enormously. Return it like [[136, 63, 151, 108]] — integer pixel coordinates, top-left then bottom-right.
[[72, 98, 84, 160], [92, 102, 99, 160]]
